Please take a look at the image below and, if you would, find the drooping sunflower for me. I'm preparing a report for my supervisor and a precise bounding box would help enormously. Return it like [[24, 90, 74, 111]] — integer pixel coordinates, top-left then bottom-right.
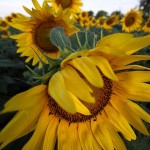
[[1, 33, 150, 150], [10, 0, 78, 68], [142, 16, 150, 32], [121, 9, 143, 32], [103, 13, 119, 30], [47, 0, 83, 15]]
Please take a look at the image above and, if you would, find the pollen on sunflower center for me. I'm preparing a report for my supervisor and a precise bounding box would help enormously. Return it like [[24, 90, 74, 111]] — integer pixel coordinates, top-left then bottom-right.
[[48, 76, 113, 123], [34, 21, 58, 53], [125, 15, 135, 27], [55, 0, 72, 8]]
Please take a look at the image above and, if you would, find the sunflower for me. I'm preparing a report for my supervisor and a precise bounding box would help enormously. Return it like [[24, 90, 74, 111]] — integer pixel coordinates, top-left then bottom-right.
[[142, 16, 150, 32], [1, 33, 150, 150], [79, 17, 90, 29], [0, 19, 9, 30], [97, 16, 106, 28], [10, 0, 78, 68], [47, 0, 83, 15], [79, 11, 89, 19], [103, 13, 119, 30], [121, 9, 143, 32], [1, 30, 10, 38]]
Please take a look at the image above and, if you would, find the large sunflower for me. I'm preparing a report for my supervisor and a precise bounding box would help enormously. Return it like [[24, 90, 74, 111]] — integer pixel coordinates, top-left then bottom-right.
[[142, 16, 150, 32], [47, 0, 83, 14], [121, 9, 143, 32], [1, 33, 150, 150], [10, 0, 78, 68]]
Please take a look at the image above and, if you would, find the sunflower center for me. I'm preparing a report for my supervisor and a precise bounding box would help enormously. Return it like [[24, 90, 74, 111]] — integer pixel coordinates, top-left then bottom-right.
[[55, 0, 72, 8], [34, 21, 58, 53], [81, 12, 88, 18], [125, 15, 136, 27], [147, 21, 150, 27], [106, 17, 115, 25], [48, 75, 113, 123]]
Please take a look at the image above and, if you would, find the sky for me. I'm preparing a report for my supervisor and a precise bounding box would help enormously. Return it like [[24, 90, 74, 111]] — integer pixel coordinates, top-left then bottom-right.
[[0, 0, 140, 17]]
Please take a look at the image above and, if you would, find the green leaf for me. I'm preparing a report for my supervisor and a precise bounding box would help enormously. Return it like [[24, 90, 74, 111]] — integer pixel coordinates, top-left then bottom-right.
[[0, 59, 25, 69], [70, 31, 86, 50], [49, 26, 72, 51], [86, 30, 96, 49]]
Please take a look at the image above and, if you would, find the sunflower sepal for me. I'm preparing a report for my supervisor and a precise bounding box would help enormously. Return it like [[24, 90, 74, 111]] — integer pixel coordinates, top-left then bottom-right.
[[25, 64, 59, 85]]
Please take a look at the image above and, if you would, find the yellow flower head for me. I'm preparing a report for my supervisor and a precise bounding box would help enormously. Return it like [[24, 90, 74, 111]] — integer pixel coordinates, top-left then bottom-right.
[[121, 9, 143, 32], [1, 30, 10, 38], [0, 19, 9, 30], [142, 16, 150, 32], [47, 0, 83, 15], [103, 13, 119, 30], [1, 33, 150, 150], [10, 0, 78, 68], [79, 11, 89, 19], [79, 17, 91, 29], [97, 16, 106, 27]]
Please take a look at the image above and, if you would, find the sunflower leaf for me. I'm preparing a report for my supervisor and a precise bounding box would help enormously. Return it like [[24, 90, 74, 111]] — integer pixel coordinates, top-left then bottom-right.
[[86, 30, 96, 49], [49, 26, 72, 52], [69, 31, 86, 51]]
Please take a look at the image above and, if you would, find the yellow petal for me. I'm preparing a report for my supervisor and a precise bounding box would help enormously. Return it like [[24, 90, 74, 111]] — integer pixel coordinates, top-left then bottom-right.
[[23, 6, 33, 15], [127, 101, 150, 123], [95, 33, 133, 55], [72, 95, 91, 115], [48, 71, 91, 115], [89, 55, 118, 81], [91, 116, 114, 150], [32, 0, 41, 10], [0, 101, 46, 149], [61, 50, 88, 68], [62, 65, 94, 103], [117, 71, 150, 83], [116, 81, 150, 102], [48, 71, 76, 114], [58, 121, 82, 150], [43, 116, 59, 150], [121, 35, 150, 54], [57, 120, 70, 150], [104, 105, 136, 141], [97, 33, 133, 49], [23, 106, 52, 150], [111, 95, 149, 135], [1, 85, 47, 113], [102, 114, 127, 150], [69, 57, 103, 87], [78, 121, 102, 150], [111, 55, 150, 70]]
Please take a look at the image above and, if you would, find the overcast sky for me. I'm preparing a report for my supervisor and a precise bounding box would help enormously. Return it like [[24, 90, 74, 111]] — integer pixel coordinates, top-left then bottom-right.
[[0, 0, 140, 17]]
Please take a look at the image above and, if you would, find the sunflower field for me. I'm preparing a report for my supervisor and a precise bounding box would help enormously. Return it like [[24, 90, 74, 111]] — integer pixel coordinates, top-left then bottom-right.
[[0, 0, 150, 150]]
